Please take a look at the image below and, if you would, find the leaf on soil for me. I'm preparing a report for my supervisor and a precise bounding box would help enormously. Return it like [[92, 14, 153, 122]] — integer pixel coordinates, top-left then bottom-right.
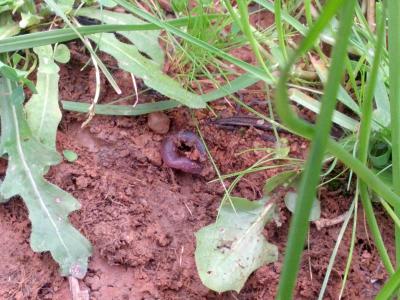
[[0, 78, 91, 278], [284, 191, 321, 221], [195, 197, 278, 293], [54, 44, 71, 64], [63, 149, 78, 162], [25, 45, 62, 150], [76, 7, 164, 66], [89, 33, 206, 108]]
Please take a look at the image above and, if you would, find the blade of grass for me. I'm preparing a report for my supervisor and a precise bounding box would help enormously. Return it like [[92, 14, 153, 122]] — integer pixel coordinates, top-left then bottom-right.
[[356, 3, 394, 274], [274, 0, 288, 60], [375, 268, 400, 300], [388, 0, 400, 272], [338, 186, 358, 299], [62, 71, 260, 115], [276, 1, 356, 298], [0, 15, 222, 53], [234, 0, 279, 144], [288, 88, 359, 131], [236, 0, 273, 78]]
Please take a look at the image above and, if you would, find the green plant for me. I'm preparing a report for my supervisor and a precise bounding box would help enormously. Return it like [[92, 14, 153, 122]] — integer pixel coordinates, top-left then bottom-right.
[[3, 0, 400, 298], [0, 0, 220, 284]]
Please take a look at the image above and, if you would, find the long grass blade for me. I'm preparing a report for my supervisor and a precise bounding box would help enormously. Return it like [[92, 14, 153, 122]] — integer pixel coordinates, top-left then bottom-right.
[[0, 15, 221, 53], [376, 268, 400, 300], [276, 1, 355, 298], [62, 71, 260, 114], [388, 0, 400, 272], [357, 2, 394, 274]]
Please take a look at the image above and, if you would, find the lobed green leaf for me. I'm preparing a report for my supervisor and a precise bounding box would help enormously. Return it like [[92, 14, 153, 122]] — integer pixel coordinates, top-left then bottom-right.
[[0, 78, 91, 278]]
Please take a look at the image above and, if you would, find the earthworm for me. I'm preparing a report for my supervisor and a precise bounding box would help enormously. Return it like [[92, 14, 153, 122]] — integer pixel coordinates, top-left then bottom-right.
[[161, 131, 206, 174]]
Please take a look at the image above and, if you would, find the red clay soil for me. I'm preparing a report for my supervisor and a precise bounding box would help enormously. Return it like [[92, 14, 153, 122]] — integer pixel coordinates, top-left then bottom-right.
[[0, 49, 395, 300]]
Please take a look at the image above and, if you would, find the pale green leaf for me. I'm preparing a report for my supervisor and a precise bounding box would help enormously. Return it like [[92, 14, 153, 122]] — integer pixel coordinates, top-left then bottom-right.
[[63, 149, 78, 162], [98, 0, 117, 7], [289, 88, 359, 131], [373, 70, 390, 127], [54, 44, 70, 63], [0, 13, 20, 39], [19, 12, 42, 29], [264, 170, 298, 194], [11, 53, 24, 66], [0, 78, 91, 278], [25, 45, 61, 149], [0, 60, 36, 92], [90, 33, 205, 108], [195, 197, 278, 293], [284, 191, 321, 221], [53, 0, 74, 12]]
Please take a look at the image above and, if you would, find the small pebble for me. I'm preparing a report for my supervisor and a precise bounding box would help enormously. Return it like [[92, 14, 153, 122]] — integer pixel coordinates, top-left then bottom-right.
[[147, 112, 170, 134]]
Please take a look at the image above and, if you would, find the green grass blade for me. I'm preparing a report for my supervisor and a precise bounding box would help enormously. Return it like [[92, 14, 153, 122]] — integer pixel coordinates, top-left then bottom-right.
[[62, 71, 260, 115], [339, 187, 358, 299], [388, 0, 400, 271], [273, 0, 287, 60], [236, 0, 273, 78], [356, 3, 394, 274], [289, 88, 359, 131], [376, 267, 400, 300], [276, 1, 355, 298], [0, 15, 221, 53], [311, 57, 360, 115]]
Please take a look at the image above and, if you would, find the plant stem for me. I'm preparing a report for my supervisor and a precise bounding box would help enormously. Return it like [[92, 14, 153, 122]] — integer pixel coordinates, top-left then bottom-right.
[[274, 0, 288, 60]]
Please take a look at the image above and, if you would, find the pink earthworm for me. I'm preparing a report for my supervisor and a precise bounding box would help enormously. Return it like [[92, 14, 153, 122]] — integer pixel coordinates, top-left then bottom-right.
[[161, 131, 206, 174]]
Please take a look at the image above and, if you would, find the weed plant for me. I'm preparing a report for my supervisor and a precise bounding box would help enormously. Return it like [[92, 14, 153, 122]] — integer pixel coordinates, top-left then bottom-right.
[[1, 0, 400, 298]]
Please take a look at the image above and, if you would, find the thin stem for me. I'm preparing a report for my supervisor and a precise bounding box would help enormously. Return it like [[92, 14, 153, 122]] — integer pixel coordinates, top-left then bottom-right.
[[236, 0, 273, 79], [274, 0, 288, 60]]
